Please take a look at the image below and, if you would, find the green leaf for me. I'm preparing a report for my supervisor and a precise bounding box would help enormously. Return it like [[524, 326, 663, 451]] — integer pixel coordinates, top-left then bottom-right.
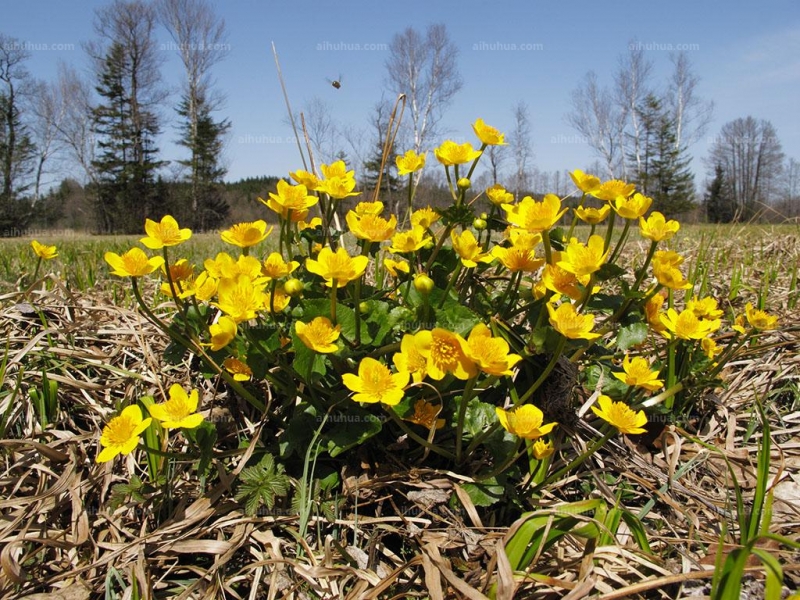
[[617, 322, 649, 351], [595, 262, 626, 281], [462, 398, 496, 437], [437, 298, 482, 337], [585, 364, 629, 399], [321, 409, 383, 457], [459, 478, 504, 507], [362, 300, 392, 345], [235, 453, 291, 516]]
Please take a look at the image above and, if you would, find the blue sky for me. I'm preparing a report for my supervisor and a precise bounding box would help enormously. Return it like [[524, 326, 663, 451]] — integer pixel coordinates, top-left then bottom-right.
[[4, 0, 799, 188]]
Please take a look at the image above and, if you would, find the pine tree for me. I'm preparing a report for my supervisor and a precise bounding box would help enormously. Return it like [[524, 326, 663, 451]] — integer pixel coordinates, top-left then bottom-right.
[[705, 164, 735, 223]]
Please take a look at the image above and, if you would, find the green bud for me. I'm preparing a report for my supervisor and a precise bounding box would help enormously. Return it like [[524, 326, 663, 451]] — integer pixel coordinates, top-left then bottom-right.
[[284, 278, 305, 297], [414, 273, 435, 295], [473, 218, 487, 231], [457, 177, 471, 190]]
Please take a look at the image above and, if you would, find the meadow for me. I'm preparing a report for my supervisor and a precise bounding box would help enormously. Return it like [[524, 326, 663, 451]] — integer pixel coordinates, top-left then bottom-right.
[[0, 213, 799, 599]]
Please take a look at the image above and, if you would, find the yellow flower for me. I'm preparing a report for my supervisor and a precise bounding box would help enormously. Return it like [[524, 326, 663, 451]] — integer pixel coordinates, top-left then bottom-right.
[[96, 405, 152, 463], [159, 259, 195, 298], [396, 150, 427, 175], [265, 286, 291, 313], [194, 271, 218, 302], [263, 180, 319, 220], [213, 275, 267, 323], [612, 355, 663, 391], [613, 192, 653, 220], [317, 162, 360, 199], [506, 229, 542, 250], [652, 251, 692, 290], [434, 140, 482, 166], [389, 226, 431, 254], [569, 170, 601, 194], [148, 384, 204, 429], [205, 253, 263, 280], [105, 248, 165, 278], [261, 253, 299, 280], [702, 337, 723, 360], [542, 260, 583, 301], [354, 200, 384, 216], [320, 160, 352, 179], [451, 229, 494, 268], [491, 244, 544, 273], [591, 180, 636, 203], [220, 220, 273, 248], [289, 169, 320, 189], [639, 211, 680, 242], [496, 405, 557, 440], [531, 439, 555, 460], [31, 240, 58, 260], [342, 357, 409, 405], [732, 314, 747, 334], [415, 328, 478, 381], [465, 323, 522, 376], [392, 334, 429, 383], [660, 308, 720, 340], [295, 317, 341, 353], [383, 257, 410, 278], [547, 302, 600, 340], [305, 246, 369, 288], [298, 217, 323, 231], [140, 215, 192, 249], [557, 235, 608, 279], [687, 296, 723, 320], [405, 400, 445, 430], [206, 316, 237, 351], [472, 118, 506, 145], [644, 293, 667, 333], [591, 395, 647, 435], [223, 357, 252, 381], [410, 206, 440, 229], [574, 204, 611, 225], [346, 211, 397, 242], [486, 184, 514, 206], [502, 194, 568, 233], [745, 302, 778, 330]]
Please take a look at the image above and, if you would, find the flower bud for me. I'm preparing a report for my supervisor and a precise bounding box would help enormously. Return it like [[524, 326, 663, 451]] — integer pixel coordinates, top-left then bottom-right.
[[284, 278, 304, 297], [359, 302, 370, 314], [414, 273, 435, 295], [473, 218, 487, 230], [457, 177, 471, 191]]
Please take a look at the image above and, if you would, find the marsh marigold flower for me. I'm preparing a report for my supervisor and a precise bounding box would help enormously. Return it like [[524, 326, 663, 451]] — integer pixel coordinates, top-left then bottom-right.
[[639, 211, 680, 242], [320, 160, 352, 179], [612, 355, 664, 391], [495, 405, 557, 440], [263, 180, 319, 220], [613, 192, 652, 219], [262, 253, 299, 280], [148, 384, 204, 430], [396, 150, 427, 175], [542, 260, 583, 301], [434, 140, 482, 166], [591, 395, 647, 435], [265, 286, 291, 313], [213, 275, 267, 323], [393, 334, 429, 383], [486, 184, 514, 207], [415, 328, 477, 381], [491, 244, 544, 273], [702, 337, 723, 361], [305, 246, 369, 288], [569, 170, 601, 194], [206, 316, 237, 351], [575, 204, 611, 225], [317, 162, 360, 199], [405, 399, 445, 430], [223, 357, 252, 381], [465, 323, 522, 376], [296, 317, 341, 353], [289, 169, 320, 189], [220, 220, 273, 248], [105, 248, 165, 278], [140, 215, 192, 249], [31, 240, 58, 260], [660, 308, 720, 340], [353, 200, 384, 216], [342, 357, 409, 406], [389, 226, 431, 254], [557, 235, 609, 279], [96, 405, 152, 463], [503, 194, 568, 233], [745, 302, 778, 330], [548, 302, 600, 340], [451, 229, 494, 268], [472, 118, 506, 145], [205, 253, 263, 281], [644, 293, 667, 333], [383, 258, 410, 278], [591, 180, 636, 203], [532, 439, 555, 460], [687, 296, 724, 320], [346, 211, 397, 242], [410, 207, 440, 229]]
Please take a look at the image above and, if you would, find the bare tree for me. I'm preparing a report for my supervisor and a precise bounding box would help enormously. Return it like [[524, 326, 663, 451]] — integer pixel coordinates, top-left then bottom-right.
[[615, 41, 653, 180], [567, 71, 626, 178], [509, 101, 532, 197], [300, 97, 342, 167], [666, 51, 714, 150], [385, 24, 462, 153], [707, 117, 784, 220], [52, 63, 97, 184], [28, 78, 67, 204]]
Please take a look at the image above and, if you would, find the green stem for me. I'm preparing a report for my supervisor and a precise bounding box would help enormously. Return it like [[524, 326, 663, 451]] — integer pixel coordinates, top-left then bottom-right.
[[438, 262, 463, 309], [541, 230, 553, 266], [603, 210, 617, 253], [475, 438, 525, 482], [606, 218, 631, 265], [518, 336, 566, 405], [534, 429, 615, 491], [455, 377, 478, 464], [565, 192, 587, 241], [385, 407, 456, 460], [330, 281, 338, 324]]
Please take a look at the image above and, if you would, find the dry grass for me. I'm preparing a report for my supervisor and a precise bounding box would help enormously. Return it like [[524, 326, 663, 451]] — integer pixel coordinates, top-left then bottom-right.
[[0, 226, 798, 599]]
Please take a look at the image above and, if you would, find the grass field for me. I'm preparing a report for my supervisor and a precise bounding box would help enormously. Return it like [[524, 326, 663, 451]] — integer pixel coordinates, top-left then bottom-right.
[[0, 222, 798, 599]]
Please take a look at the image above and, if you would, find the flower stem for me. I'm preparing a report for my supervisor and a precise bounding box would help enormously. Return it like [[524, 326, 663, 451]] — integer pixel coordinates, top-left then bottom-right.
[[385, 407, 455, 460], [518, 336, 566, 405], [534, 428, 615, 491], [455, 376, 478, 464]]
